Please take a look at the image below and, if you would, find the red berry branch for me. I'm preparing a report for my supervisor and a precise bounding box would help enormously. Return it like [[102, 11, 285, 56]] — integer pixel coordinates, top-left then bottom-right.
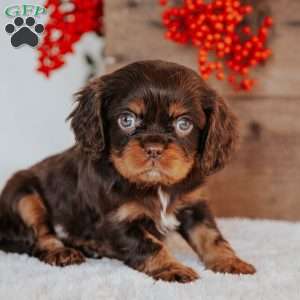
[[160, 0, 273, 91], [37, 0, 103, 77]]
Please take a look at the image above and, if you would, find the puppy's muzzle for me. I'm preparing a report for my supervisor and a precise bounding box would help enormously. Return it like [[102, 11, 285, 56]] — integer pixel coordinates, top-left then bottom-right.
[[144, 143, 164, 160], [139, 134, 169, 162]]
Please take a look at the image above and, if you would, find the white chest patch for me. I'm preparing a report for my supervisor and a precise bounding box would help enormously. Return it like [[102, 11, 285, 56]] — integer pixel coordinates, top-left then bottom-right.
[[157, 187, 179, 234], [54, 224, 69, 239]]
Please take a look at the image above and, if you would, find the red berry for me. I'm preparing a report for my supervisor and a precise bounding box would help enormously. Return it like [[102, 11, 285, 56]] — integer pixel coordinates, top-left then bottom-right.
[[264, 16, 273, 27], [216, 71, 225, 80], [159, 0, 272, 91]]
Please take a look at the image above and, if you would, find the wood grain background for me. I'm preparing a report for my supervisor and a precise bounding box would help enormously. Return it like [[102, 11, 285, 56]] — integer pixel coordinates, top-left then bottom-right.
[[104, 0, 300, 220]]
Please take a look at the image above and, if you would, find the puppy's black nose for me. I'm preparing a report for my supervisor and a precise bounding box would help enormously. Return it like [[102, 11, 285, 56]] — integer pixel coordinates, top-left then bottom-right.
[[144, 143, 164, 159]]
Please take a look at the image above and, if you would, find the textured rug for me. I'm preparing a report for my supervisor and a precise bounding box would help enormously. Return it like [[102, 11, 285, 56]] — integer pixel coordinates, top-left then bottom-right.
[[0, 219, 299, 300]]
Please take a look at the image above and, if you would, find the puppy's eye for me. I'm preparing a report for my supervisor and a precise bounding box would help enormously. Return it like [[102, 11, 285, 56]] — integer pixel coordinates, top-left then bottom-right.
[[174, 117, 193, 136], [118, 112, 137, 132]]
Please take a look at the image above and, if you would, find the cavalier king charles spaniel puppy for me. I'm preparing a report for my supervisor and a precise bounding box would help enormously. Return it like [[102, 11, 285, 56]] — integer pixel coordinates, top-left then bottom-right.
[[0, 60, 255, 282]]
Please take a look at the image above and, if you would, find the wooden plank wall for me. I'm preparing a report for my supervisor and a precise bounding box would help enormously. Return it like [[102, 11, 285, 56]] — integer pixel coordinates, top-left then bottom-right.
[[105, 0, 300, 220]]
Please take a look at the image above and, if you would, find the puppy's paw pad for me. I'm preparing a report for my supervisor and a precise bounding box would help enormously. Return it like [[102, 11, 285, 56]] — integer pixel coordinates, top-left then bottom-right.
[[210, 257, 256, 275], [40, 247, 85, 267], [152, 263, 199, 283]]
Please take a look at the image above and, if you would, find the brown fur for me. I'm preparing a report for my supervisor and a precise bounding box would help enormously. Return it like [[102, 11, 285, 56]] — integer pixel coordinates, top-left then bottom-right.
[[113, 202, 152, 223], [169, 102, 188, 118], [199, 95, 239, 176], [18, 194, 49, 236], [0, 60, 253, 283], [168, 185, 208, 215], [177, 201, 256, 275], [189, 224, 234, 262], [18, 194, 61, 252], [63, 238, 117, 259], [128, 98, 145, 115], [139, 231, 199, 282], [18, 194, 85, 266]]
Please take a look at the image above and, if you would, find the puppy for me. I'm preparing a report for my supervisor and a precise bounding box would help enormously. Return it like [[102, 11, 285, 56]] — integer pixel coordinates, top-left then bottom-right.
[[0, 60, 255, 282]]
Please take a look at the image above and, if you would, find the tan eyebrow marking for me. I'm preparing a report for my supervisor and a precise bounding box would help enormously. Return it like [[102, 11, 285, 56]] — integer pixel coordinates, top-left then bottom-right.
[[169, 102, 188, 118], [128, 99, 145, 115]]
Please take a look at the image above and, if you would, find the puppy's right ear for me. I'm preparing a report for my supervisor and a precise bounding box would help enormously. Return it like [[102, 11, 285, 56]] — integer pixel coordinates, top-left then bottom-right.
[[67, 78, 105, 159]]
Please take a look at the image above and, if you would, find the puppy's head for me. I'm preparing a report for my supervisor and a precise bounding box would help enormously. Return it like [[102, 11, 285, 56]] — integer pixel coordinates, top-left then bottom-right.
[[69, 60, 238, 186]]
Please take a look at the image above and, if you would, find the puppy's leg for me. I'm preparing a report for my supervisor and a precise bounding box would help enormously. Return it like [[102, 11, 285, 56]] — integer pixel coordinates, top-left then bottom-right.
[[62, 237, 117, 259], [138, 231, 199, 283], [18, 194, 85, 266], [177, 201, 255, 274], [113, 220, 199, 283]]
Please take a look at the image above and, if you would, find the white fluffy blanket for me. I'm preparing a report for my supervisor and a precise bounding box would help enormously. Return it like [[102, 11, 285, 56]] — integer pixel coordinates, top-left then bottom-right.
[[0, 219, 299, 300]]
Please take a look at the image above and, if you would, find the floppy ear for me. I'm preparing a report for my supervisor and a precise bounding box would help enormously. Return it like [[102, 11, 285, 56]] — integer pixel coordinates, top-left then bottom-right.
[[199, 93, 239, 176], [67, 78, 105, 159]]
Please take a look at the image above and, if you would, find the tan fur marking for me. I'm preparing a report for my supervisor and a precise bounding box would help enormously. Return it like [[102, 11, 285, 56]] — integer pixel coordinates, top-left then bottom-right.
[[111, 140, 148, 182], [113, 202, 152, 223], [111, 140, 195, 186], [140, 231, 199, 282], [169, 102, 188, 118], [128, 99, 145, 115], [18, 194, 63, 251], [167, 185, 207, 215], [113, 199, 179, 237], [189, 224, 234, 263], [187, 224, 255, 274], [158, 144, 195, 184], [18, 194, 47, 229], [140, 231, 170, 274], [18, 194, 85, 266], [141, 245, 174, 273], [38, 235, 64, 250]]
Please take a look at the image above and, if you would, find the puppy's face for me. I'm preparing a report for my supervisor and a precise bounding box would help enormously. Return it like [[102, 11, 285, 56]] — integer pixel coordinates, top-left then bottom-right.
[[70, 60, 238, 186], [108, 96, 205, 186]]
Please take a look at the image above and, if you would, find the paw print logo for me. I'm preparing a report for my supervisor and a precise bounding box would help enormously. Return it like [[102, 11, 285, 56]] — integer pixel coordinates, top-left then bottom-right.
[[5, 16, 44, 48]]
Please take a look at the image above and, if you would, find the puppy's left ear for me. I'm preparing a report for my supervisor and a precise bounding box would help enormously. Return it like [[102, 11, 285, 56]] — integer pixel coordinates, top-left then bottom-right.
[[67, 78, 105, 159], [199, 92, 239, 176]]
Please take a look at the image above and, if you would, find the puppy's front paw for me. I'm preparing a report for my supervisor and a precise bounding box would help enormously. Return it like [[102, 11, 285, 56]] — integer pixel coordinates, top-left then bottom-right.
[[38, 247, 85, 267], [209, 256, 256, 275], [152, 263, 199, 283]]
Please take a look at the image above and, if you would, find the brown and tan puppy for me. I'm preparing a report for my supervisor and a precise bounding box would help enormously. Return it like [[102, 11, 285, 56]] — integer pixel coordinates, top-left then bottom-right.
[[0, 60, 255, 283]]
